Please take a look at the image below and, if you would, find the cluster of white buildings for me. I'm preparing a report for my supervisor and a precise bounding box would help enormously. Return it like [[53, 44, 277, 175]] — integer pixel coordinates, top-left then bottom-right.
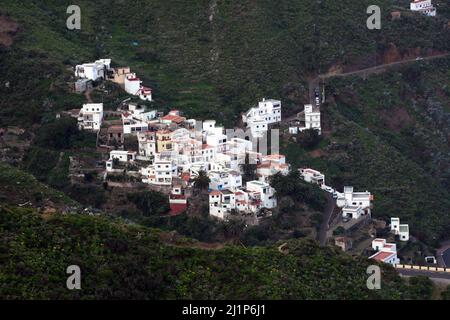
[[209, 181, 277, 220], [242, 98, 282, 137], [410, 0, 436, 16], [289, 104, 322, 135], [95, 98, 287, 220], [74, 59, 153, 101]]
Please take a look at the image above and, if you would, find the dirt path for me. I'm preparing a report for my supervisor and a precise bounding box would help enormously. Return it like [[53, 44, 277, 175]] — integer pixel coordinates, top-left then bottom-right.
[[85, 90, 93, 103]]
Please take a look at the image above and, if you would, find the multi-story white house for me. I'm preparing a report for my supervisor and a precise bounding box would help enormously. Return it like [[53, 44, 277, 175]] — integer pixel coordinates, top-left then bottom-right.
[[122, 112, 149, 134], [141, 158, 178, 186], [209, 190, 237, 220], [139, 86, 153, 101], [78, 103, 104, 131], [124, 73, 142, 95], [246, 180, 277, 209], [410, 0, 436, 16], [206, 132, 228, 154], [369, 239, 400, 265], [75, 59, 111, 81], [290, 104, 321, 135], [209, 170, 242, 192], [337, 186, 373, 219], [242, 98, 282, 137], [390, 217, 410, 242], [124, 74, 153, 101], [137, 132, 157, 159]]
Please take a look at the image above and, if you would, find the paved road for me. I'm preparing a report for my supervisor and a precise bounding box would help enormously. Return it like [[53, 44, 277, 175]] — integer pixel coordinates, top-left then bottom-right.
[[442, 248, 450, 267], [318, 193, 336, 246], [437, 241, 450, 267], [397, 269, 450, 282]]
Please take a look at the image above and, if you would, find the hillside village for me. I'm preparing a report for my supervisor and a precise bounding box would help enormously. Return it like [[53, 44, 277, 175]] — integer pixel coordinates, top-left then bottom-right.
[[1, 0, 450, 302], [66, 57, 418, 267]]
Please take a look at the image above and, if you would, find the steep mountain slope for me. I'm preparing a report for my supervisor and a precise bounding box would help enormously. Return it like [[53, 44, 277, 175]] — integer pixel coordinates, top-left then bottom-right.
[[1, 0, 450, 124], [0, 0, 449, 243], [283, 57, 450, 244]]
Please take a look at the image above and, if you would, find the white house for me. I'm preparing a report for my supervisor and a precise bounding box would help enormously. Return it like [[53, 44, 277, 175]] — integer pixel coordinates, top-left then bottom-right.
[[209, 189, 236, 220], [242, 98, 282, 137], [399, 224, 410, 242], [391, 217, 409, 242], [153, 158, 178, 186], [78, 103, 104, 131], [303, 104, 321, 134], [295, 104, 321, 135], [169, 186, 188, 215], [257, 158, 289, 182], [410, 0, 436, 16], [139, 86, 153, 101], [122, 113, 149, 134], [75, 59, 111, 81], [124, 73, 142, 95], [206, 132, 228, 154], [128, 103, 157, 122], [110, 150, 136, 162], [390, 217, 400, 233], [124, 74, 153, 101], [246, 180, 277, 209], [337, 186, 373, 219], [299, 168, 325, 185], [369, 238, 400, 265], [209, 170, 242, 192], [137, 132, 157, 159]]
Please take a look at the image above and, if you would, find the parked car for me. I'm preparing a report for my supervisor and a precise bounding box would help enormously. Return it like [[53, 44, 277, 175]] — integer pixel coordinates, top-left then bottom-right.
[[425, 256, 437, 264]]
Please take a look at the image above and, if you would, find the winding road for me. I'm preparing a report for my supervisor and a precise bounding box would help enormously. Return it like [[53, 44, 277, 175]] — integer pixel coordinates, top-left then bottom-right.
[[318, 193, 336, 246], [308, 53, 449, 103], [311, 52, 449, 247]]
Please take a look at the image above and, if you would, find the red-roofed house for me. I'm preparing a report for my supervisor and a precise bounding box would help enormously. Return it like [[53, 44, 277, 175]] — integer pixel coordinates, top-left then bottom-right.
[[169, 186, 188, 215], [369, 238, 400, 265], [161, 114, 186, 125]]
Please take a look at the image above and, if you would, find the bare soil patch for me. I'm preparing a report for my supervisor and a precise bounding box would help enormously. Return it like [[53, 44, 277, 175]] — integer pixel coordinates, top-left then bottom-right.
[[0, 15, 19, 47]]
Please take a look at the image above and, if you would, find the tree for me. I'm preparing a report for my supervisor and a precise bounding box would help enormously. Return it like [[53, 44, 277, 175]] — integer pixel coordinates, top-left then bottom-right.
[[127, 191, 170, 217], [193, 170, 210, 191], [297, 128, 321, 150], [35, 117, 81, 150], [240, 153, 258, 183]]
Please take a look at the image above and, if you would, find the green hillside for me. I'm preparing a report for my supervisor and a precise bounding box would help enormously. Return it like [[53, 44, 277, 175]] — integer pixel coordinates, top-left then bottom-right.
[[0, 1, 449, 243], [0, 205, 435, 299]]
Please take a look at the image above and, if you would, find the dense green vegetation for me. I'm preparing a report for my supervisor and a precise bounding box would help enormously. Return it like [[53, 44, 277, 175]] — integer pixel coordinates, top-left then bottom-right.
[[127, 190, 170, 216], [0, 162, 78, 208], [0, 206, 436, 299], [283, 57, 450, 244]]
